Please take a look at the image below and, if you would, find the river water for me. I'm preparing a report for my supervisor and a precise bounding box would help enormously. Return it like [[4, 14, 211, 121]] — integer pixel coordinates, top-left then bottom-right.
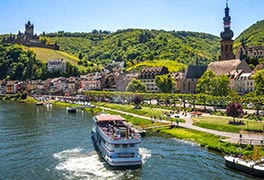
[[0, 101, 261, 180]]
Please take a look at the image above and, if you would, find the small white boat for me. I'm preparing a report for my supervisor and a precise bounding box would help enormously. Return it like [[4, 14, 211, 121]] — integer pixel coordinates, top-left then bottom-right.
[[66, 107, 77, 113], [91, 114, 142, 168], [224, 156, 264, 177], [36, 101, 44, 106]]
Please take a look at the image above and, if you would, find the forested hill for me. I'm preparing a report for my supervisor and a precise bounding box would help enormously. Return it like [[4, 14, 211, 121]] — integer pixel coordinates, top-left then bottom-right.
[[234, 20, 264, 48], [44, 29, 220, 67]]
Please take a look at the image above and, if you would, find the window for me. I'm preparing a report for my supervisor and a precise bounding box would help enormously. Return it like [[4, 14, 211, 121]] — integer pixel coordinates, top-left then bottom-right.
[[130, 144, 135, 147], [114, 144, 120, 148], [188, 81, 191, 92]]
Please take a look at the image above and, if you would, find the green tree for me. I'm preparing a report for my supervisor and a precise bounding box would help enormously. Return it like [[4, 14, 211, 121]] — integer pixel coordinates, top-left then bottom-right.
[[196, 70, 229, 96], [212, 74, 229, 96], [155, 74, 175, 93], [78, 52, 83, 61], [126, 78, 146, 93], [253, 69, 264, 96], [196, 70, 215, 94], [133, 94, 143, 109], [117, 39, 122, 47]]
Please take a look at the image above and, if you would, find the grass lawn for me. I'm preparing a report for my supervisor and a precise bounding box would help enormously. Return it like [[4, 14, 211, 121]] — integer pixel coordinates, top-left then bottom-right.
[[96, 102, 185, 123], [156, 127, 259, 156], [193, 116, 264, 133]]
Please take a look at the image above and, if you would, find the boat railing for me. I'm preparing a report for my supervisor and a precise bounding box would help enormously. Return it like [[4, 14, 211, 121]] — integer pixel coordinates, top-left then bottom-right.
[[100, 125, 140, 140]]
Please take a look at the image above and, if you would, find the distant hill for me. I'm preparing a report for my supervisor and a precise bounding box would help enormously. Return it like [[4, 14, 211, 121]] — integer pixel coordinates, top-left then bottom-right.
[[3, 20, 263, 76], [44, 29, 220, 68], [234, 20, 264, 48]]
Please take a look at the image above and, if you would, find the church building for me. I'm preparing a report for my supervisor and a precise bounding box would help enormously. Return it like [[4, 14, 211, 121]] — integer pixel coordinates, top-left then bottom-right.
[[207, 1, 253, 94]]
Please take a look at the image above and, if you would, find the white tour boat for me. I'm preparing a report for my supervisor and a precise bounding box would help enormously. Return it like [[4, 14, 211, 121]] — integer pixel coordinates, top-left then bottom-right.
[[224, 155, 264, 177], [91, 114, 142, 168]]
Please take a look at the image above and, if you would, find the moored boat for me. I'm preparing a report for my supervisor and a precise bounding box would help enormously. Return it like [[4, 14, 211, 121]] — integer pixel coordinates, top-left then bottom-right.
[[224, 156, 264, 178], [67, 107, 77, 113], [91, 114, 142, 168], [36, 101, 44, 106]]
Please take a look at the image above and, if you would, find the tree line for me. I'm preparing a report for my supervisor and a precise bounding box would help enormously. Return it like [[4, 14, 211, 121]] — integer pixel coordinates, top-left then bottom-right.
[[0, 44, 80, 80]]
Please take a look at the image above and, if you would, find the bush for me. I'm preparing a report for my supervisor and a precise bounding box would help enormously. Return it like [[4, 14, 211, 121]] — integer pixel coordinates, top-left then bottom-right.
[[21, 91, 28, 100]]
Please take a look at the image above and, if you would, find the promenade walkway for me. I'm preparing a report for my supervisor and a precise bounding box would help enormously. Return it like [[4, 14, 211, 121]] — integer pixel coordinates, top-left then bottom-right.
[[99, 106, 264, 145]]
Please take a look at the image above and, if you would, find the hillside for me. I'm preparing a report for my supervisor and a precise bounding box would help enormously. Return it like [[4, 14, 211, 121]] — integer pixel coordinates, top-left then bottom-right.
[[29, 47, 79, 64], [126, 59, 187, 73], [234, 20, 264, 48], [44, 29, 220, 67], [28, 47, 102, 72]]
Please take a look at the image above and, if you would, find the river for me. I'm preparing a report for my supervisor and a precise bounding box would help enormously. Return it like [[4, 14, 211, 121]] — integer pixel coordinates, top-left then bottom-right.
[[0, 101, 261, 180]]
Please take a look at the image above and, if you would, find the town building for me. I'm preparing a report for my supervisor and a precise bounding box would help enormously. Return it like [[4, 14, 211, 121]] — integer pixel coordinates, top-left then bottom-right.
[[236, 42, 264, 60], [80, 72, 103, 91], [181, 65, 207, 94], [208, 59, 252, 76], [234, 73, 254, 94], [247, 46, 264, 59], [47, 59, 66, 73], [171, 72, 184, 93], [115, 73, 139, 92], [254, 64, 264, 72], [138, 66, 168, 93]]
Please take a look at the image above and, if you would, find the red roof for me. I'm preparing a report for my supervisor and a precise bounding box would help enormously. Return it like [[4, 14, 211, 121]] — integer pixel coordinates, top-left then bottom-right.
[[95, 115, 125, 121], [191, 111, 202, 115]]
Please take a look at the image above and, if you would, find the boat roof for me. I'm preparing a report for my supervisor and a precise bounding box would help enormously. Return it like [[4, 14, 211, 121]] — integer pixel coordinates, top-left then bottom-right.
[[95, 114, 125, 121]]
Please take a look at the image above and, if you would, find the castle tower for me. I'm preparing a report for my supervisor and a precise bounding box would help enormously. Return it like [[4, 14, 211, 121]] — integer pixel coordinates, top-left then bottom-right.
[[219, 0, 235, 61], [25, 20, 34, 39]]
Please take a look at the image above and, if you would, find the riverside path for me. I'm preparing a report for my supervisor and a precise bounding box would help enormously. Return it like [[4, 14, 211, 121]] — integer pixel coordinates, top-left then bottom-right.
[[99, 106, 264, 145]]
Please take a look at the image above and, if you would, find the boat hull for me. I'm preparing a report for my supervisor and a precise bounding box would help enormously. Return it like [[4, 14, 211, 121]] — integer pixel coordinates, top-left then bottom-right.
[[225, 156, 264, 178], [67, 107, 77, 113], [91, 130, 142, 168]]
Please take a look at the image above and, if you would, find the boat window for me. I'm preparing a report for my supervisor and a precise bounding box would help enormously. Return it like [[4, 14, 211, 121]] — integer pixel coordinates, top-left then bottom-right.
[[130, 144, 135, 147], [123, 144, 128, 148], [114, 144, 120, 148]]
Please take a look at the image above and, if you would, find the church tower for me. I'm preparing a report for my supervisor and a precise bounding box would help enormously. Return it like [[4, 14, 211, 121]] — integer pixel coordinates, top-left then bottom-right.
[[219, 0, 235, 61], [25, 20, 34, 39]]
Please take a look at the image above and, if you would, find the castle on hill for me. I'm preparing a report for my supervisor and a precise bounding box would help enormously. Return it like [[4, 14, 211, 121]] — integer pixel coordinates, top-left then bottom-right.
[[2, 21, 59, 50]]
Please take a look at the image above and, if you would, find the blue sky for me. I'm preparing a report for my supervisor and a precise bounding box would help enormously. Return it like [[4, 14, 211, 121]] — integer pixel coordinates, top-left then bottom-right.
[[0, 0, 263, 37]]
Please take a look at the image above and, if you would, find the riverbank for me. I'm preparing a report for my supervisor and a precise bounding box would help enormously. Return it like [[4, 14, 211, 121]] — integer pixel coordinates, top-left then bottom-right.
[[2, 97, 263, 158], [103, 104, 258, 156], [95, 103, 264, 158]]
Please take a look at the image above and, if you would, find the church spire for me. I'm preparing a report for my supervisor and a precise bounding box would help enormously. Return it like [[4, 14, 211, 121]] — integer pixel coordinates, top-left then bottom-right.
[[220, 0, 234, 40], [219, 0, 235, 61]]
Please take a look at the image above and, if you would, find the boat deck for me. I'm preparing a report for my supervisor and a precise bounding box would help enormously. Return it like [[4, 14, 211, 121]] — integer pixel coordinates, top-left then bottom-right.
[[99, 122, 140, 141], [225, 156, 264, 170]]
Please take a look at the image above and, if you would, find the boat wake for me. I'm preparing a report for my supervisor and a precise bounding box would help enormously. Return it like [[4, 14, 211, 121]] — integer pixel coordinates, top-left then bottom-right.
[[53, 147, 151, 180], [140, 147, 152, 164], [53, 148, 116, 179]]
